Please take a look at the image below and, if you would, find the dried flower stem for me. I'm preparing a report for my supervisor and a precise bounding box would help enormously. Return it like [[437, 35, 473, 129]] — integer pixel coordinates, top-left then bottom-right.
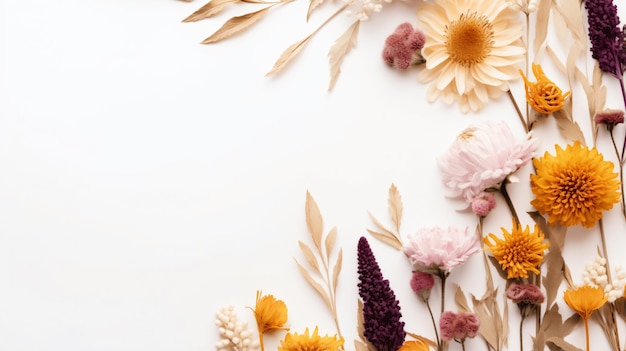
[[598, 219, 621, 349], [507, 90, 529, 132], [608, 130, 626, 219], [619, 78, 626, 164], [519, 316, 524, 351], [425, 299, 441, 350], [584, 318, 590, 351], [500, 178, 520, 225]]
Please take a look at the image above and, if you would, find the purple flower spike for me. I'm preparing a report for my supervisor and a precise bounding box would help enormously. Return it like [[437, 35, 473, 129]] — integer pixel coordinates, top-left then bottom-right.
[[585, 0, 625, 77], [357, 237, 406, 351], [382, 23, 426, 70]]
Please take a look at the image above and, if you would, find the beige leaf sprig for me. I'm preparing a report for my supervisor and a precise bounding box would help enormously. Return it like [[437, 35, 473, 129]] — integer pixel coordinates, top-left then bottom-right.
[[182, 0, 267, 22], [328, 20, 360, 91], [295, 191, 344, 338], [355, 299, 376, 351], [367, 183, 404, 250]]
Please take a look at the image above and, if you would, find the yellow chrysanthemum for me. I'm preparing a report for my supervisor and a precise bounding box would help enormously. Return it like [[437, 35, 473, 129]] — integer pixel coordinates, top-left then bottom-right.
[[531, 141, 620, 228], [252, 291, 289, 351], [484, 220, 549, 279], [563, 285, 607, 321], [278, 327, 344, 351], [418, 0, 525, 112], [397, 340, 430, 351], [520, 63, 571, 114]]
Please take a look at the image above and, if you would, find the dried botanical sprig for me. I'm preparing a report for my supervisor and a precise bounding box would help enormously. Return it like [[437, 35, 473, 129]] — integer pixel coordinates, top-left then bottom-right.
[[295, 191, 343, 338], [357, 236, 406, 351], [367, 183, 404, 250], [216, 305, 259, 351]]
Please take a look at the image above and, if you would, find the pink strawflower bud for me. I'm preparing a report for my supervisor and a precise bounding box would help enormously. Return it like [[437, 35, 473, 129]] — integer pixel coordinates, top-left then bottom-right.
[[471, 192, 497, 217], [506, 283, 545, 306], [382, 23, 426, 70], [410, 271, 435, 300], [594, 109, 625, 131], [439, 311, 480, 342]]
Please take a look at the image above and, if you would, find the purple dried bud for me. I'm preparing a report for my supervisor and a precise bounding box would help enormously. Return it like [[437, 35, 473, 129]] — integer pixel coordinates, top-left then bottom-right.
[[594, 109, 625, 131], [357, 237, 406, 351], [439, 311, 480, 342], [506, 283, 545, 306], [410, 271, 435, 300], [471, 192, 497, 217], [585, 0, 625, 77], [382, 23, 426, 70]]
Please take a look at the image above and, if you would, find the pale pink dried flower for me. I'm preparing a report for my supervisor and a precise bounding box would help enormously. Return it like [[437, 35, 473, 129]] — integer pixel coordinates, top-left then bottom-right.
[[438, 120, 538, 206], [471, 192, 497, 217], [382, 23, 426, 70], [403, 226, 480, 275]]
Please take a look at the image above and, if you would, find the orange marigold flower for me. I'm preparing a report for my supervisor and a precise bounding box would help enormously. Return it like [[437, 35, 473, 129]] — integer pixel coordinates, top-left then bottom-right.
[[563, 285, 607, 321], [520, 63, 571, 114], [484, 220, 549, 279], [530, 141, 620, 228], [252, 291, 289, 351], [278, 327, 344, 351]]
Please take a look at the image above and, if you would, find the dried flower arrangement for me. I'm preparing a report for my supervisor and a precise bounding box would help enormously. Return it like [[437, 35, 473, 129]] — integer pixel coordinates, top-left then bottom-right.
[[178, 0, 626, 349]]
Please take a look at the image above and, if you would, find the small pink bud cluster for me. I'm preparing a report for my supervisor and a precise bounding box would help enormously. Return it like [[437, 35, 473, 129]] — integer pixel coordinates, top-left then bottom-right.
[[439, 311, 480, 342], [506, 283, 545, 306], [410, 271, 435, 300], [382, 23, 426, 70], [471, 192, 497, 217]]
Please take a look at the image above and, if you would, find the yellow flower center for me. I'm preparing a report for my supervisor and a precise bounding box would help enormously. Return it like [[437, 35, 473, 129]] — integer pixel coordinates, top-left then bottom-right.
[[457, 127, 476, 141], [445, 12, 494, 66], [553, 169, 593, 209]]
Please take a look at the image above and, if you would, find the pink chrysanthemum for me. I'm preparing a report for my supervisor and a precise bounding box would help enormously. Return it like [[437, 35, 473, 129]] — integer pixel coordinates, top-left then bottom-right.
[[438, 120, 538, 206], [403, 226, 480, 275]]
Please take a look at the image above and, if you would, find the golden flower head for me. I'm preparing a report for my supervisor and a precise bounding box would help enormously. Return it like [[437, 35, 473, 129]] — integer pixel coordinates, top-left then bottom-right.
[[418, 0, 525, 112], [484, 220, 549, 279], [397, 340, 430, 351], [520, 63, 571, 114], [564, 285, 608, 321], [531, 141, 621, 228], [252, 291, 289, 334], [278, 327, 344, 351]]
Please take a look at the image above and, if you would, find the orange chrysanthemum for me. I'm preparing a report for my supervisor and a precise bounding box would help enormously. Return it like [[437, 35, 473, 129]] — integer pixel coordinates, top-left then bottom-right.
[[520, 63, 571, 114], [531, 141, 620, 228], [252, 291, 289, 351], [278, 327, 344, 351], [484, 220, 549, 279], [563, 285, 607, 321]]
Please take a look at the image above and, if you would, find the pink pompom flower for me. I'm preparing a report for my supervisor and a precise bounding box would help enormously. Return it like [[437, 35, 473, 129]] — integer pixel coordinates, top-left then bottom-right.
[[382, 22, 426, 70], [440, 311, 480, 342]]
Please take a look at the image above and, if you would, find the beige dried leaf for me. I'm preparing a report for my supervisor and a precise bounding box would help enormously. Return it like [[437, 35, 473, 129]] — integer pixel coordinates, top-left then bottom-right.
[[546, 45, 568, 77], [183, 0, 240, 22], [266, 33, 314, 77], [546, 337, 583, 351], [325, 226, 337, 260], [295, 259, 332, 310], [387, 183, 403, 234], [366, 229, 403, 251], [354, 340, 370, 351], [356, 300, 377, 351], [533, 0, 551, 55], [305, 190, 324, 251], [553, 111, 586, 145], [471, 296, 499, 349], [332, 248, 342, 294], [201, 6, 272, 44], [306, 0, 326, 21], [298, 240, 320, 272], [552, 0, 585, 42], [454, 285, 472, 312], [328, 20, 360, 91]]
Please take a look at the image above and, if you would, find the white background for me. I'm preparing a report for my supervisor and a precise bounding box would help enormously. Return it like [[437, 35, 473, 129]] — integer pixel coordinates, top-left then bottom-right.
[[1, 0, 626, 350]]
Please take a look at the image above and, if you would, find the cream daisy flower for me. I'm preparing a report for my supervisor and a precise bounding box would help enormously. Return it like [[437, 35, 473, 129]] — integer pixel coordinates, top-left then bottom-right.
[[418, 0, 525, 112]]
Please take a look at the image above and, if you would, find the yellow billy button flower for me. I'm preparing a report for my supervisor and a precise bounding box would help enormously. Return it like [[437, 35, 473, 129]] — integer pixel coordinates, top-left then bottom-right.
[[484, 220, 549, 279], [520, 63, 571, 114], [278, 327, 344, 351], [531, 141, 620, 228], [252, 291, 289, 351]]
